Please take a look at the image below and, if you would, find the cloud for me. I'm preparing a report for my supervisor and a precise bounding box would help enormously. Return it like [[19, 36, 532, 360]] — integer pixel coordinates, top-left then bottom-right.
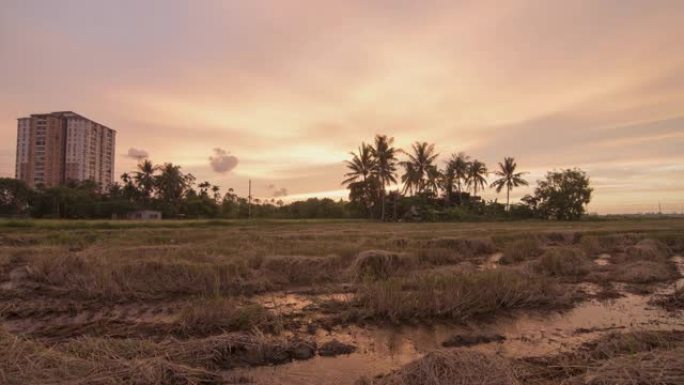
[[272, 187, 288, 197], [209, 148, 239, 173], [126, 148, 149, 160]]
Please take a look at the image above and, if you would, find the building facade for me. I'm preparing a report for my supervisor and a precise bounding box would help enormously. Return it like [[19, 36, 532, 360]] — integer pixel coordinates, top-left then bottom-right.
[[15, 111, 116, 189]]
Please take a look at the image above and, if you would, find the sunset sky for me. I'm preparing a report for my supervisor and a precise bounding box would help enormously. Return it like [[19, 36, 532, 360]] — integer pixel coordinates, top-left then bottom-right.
[[1, 0, 683, 213]]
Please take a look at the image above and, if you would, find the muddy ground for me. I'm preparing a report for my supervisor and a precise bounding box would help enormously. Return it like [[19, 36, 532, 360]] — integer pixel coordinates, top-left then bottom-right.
[[1, 219, 683, 385]]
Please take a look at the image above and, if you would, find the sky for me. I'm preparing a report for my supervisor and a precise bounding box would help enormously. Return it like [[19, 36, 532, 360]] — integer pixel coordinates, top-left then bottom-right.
[[1, 0, 683, 214]]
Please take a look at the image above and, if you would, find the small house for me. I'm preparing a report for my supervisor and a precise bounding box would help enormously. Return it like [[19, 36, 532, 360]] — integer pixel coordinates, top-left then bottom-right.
[[126, 210, 162, 220]]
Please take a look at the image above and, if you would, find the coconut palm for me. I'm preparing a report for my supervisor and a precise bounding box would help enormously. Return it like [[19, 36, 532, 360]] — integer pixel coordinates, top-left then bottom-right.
[[490, 157, 528, 211], [466, 159, 488, 196], [426, 166, 443, 196], [444, 152, 471, 201], [400, 142, 439, 195], [211, 185, 221, 202], [134, 160, 158, 202], [371, 135, 399, 221], [342, 143, 377, 217]]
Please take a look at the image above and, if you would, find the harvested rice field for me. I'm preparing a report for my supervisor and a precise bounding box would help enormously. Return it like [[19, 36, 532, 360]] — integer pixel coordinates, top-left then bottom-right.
[[1, 218, 684, 385]]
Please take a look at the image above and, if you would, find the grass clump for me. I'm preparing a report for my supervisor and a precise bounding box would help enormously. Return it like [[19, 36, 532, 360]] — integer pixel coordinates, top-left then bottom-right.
[[0, 328, 222, 385], [584, 330, 684, 359], [353, 269, 569, 322], [176, 298, 275, 335], [583, 347, 684, 385], [413, 247, 463, 266], [609, 261, 678, 283], [427, 237, 496, 256], [352, 250, 414, 281], [653, 287, 684, 310], [261, 254, 348, 286], [579, 234, 603, 256], [532, 248, 591, 277], [500, 238, 542, 264], [26, 254, 257, 300], [623, 238, 671, 262], [358, 349, 516, 385]]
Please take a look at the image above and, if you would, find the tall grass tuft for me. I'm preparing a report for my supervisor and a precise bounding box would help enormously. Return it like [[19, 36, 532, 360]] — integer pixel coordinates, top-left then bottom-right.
[[353, 268, 569, 322]]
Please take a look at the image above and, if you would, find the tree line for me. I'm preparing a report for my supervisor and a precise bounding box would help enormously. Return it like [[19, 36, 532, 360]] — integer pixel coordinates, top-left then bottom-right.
[[342, 135, 593, 221], [0, 142, 592, 220], [0, 160, 350, 219]]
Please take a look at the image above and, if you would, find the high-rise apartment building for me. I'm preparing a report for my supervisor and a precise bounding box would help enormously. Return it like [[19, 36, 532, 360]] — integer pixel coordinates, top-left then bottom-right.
[[15, 111, 116, 188]]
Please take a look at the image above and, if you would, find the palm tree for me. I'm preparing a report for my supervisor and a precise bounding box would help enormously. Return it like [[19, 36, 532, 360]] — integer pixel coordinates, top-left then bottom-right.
[[198, 181, 211, 197], [400, 142, 439, 195], [211, 185, 221, 202], [371, 135, 398, 221], [134, 160, 157, 202], [444, 152, 471, 201], [400, 161, 419, 195], [155, 163, 193, 209], [466, 159, 488, 197], [342, 143, 376, 217], [426, 166, 442, 196], [490, 157, 528, 211]]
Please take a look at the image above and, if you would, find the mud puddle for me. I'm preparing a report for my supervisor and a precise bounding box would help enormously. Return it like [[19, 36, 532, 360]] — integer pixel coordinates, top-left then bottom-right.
[[229, 288, 684, 385]]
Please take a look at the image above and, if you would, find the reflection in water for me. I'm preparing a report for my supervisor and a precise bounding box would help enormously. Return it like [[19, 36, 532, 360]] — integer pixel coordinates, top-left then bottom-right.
[[229, 286, 684, 385]]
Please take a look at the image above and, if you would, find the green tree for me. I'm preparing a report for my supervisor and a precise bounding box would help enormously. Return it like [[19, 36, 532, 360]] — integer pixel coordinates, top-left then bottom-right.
[[155, 163, 194, 217], [0, 178, 31, 216], [490, 157, 528, 211], [371, 134, 399, 221], [532, 168, 593, 220]]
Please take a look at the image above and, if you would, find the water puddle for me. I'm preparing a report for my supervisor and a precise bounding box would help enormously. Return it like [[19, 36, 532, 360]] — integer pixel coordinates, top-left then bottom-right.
[[480, 253, 502, 270], [229, 291, 684, 385], [594, 253, 612, 266]]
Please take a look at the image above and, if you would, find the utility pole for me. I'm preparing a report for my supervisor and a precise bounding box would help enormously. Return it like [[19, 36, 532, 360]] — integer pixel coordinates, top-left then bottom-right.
[[248, 179, 252, 220]]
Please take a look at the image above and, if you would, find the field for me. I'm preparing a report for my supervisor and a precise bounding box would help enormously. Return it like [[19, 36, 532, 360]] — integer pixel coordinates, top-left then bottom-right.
[[1, 218, 684, 385]]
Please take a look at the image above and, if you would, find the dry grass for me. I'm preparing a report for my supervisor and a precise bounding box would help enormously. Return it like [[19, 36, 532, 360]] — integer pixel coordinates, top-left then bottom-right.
[[426, 237, 496, 256], [359, 349, 517, 385], [622, 238, 671, 262], [500, 238, 543, 264], [652, 286, 684, 310], [261, 254, 349, 286], [176, 298, 276, 336], [609, 261, 678, 283], [538, 231, 579, 246], [514, 330, 684, 385], [351, 268, 571, 322], [582, 347, 684, 385], [351, 250, 415, 281], [26, 254, 262, 300], [0, 328, 222, 385], [532, 248, 591, 277]]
